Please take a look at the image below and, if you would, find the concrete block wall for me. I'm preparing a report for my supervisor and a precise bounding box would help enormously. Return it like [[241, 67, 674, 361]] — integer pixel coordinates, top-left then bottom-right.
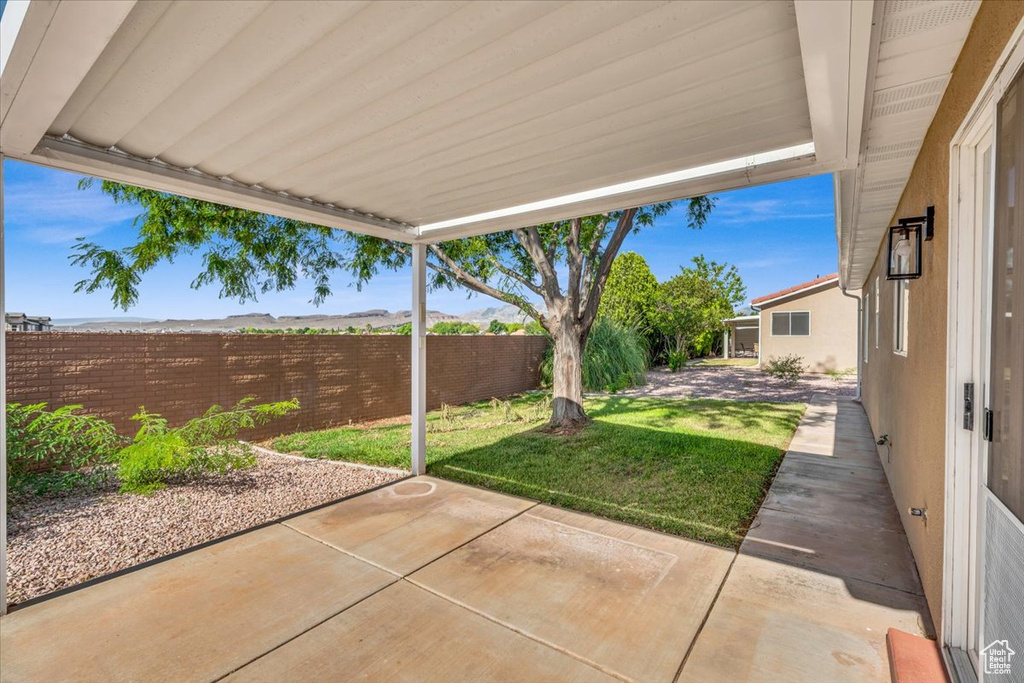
[[5, 332, 548, 440]]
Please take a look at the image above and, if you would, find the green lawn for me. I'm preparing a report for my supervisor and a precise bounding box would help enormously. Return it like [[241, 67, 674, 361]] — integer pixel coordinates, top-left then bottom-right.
[[271, 394, 804, 547]]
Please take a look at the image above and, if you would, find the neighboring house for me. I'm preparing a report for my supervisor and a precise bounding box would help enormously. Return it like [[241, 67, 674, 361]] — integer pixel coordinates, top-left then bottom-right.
[[749, 274, 858, 373], [722, 315, 759, 358], [5, 313, 52, 332]]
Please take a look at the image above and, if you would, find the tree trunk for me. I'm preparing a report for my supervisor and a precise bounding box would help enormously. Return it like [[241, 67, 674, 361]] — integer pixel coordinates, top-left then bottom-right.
[[549, 316, 588, 429]]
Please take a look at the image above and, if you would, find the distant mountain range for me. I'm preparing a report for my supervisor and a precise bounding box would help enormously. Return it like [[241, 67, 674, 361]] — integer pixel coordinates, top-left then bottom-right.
[[53, 304, 535, 332]]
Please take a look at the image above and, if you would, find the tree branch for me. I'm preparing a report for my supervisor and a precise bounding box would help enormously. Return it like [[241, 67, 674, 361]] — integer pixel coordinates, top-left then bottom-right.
[[566, 217, 584, 320], [487, 254, 544, 298], [428, 244, 544, 323], [579, 208, 637, 334], [514, 227, 561, 303]]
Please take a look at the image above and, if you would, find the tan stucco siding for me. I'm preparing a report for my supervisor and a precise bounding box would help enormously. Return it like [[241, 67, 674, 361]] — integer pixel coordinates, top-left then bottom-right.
[[860, 0, 1024, 635], [757, 284, 858, 373]]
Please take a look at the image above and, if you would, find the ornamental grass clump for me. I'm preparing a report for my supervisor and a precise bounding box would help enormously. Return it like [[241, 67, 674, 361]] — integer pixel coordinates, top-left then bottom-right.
[[541, 317, 648, 393], [116, 398, 299, 494]]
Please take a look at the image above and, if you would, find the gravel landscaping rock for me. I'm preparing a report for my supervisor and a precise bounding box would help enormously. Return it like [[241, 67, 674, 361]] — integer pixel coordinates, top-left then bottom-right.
[[6, 452, 405, 607], [616, 366, 857, 403]]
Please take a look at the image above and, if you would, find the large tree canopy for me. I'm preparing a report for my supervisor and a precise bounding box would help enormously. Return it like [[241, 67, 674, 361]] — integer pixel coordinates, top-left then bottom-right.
[[74, 179, 714, 427], [598, 251, 659, 334], [654, 256, 745, 360]]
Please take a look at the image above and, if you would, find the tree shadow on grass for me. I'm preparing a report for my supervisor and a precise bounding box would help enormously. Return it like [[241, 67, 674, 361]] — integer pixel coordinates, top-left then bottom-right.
[[427, 420, 789, 548]]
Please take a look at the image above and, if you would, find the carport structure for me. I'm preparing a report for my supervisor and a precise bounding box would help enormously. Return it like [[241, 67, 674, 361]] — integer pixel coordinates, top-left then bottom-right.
[[0, 0, 979, 628]]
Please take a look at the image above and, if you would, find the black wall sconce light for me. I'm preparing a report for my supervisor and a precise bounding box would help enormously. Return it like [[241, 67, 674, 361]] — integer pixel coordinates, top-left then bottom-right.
[[886, 206, 934, 280]]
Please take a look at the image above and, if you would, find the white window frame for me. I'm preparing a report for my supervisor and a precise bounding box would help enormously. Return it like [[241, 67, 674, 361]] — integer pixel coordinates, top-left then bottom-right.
[[874, 277, 880, 349], [770, 310, 811, 337], [893, 279, 909, 356], [863, 291, 870, 363]]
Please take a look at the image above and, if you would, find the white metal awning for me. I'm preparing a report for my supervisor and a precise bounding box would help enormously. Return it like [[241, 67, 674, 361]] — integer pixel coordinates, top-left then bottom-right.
[[1, 0, 878, 243]]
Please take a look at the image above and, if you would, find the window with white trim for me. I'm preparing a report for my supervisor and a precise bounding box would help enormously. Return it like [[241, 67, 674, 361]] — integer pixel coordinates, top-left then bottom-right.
[[863, 292, 870, 363], [894, 279, 909, 355], [874, 277, 880, 349], [771, 311, 810, 336]]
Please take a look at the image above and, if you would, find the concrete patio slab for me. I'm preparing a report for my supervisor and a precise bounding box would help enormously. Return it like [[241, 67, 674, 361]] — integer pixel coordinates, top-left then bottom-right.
[[778, 452, 891, 488], [680, 554, 933, 683], [226, 580, 620, 683], [284, 476, 534, 575], [0, 524, 396, 683], [408, 504, 735, 682], [762, 474, 904, 532], [744, 495, 921, 594]]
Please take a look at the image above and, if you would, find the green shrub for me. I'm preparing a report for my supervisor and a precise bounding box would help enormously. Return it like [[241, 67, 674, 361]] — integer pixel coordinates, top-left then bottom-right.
[[667, 350, 687, 372], [429, 321, 480, 335], [487, 319, 509, 334], [7, 402, 123, 493], [525, 320, 545, 335], [540, 317, 648, 393], [762, 355, 805, 384], [116, 398, 299, 494]]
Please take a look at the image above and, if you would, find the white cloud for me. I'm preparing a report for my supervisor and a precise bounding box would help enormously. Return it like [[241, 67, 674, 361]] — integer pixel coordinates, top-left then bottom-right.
[[712, 196, 832, 225], [4, 170, 138, 244]]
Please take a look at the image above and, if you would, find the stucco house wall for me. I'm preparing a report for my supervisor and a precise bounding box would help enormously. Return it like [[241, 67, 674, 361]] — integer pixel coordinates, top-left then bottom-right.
[[859, 0, 1024, 634], [757, 283, 858, 373]]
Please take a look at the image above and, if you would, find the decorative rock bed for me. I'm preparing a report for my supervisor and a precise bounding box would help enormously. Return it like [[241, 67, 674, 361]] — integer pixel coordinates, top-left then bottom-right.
[[5, 452, 406, 607], [616, 366, 857, 403]]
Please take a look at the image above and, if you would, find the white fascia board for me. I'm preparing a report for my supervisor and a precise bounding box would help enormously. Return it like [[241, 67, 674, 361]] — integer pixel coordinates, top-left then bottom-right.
[[0, 0, 57, 123], [0, 0, 32, 77], [416, 143, 825, 242], [19, 136, 417, 242], [794, 0, 874, 167], [752, 279, 839, 309], [1, 0, 136, 154]]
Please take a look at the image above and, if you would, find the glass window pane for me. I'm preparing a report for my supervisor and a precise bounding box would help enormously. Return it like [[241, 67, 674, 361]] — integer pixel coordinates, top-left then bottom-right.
[[988, 69, 1024, 522], [771, 312, 790, 335], [791, 312, 810, 336]]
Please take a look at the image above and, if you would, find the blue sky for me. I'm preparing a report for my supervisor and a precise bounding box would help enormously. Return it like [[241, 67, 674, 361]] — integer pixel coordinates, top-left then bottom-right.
[[3, 158, 838, 320]]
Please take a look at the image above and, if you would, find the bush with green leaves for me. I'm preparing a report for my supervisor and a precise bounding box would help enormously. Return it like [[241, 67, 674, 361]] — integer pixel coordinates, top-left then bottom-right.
[[7, 402, 124, 494], [667, 350, 687, 372], [116, 398, 299, 494], [762, 355, 805, 384], [599, 251, 659, 332], [428, 321, 480, 335], [541, 317, 647, 393]]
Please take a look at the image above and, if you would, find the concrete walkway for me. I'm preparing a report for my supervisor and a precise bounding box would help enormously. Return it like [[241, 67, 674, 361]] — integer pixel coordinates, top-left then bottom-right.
[[680, 396, 934, 682], [1, 397, 932, 682]]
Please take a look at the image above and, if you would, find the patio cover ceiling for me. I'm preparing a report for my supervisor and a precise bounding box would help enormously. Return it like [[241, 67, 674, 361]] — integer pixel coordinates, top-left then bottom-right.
[[0, 0, 976, 259], [1, 0, 870, 243]]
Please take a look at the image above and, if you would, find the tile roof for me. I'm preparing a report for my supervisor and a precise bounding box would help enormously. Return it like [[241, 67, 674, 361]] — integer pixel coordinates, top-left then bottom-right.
[[751, 273, 839, 306]]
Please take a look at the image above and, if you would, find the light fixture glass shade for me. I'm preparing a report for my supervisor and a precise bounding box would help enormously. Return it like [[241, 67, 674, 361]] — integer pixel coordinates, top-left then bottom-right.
[[887, 224, 922, 279]]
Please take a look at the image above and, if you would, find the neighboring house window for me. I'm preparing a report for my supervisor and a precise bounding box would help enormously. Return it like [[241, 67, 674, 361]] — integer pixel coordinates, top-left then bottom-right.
[[874, 277, 880, 349], [771, 311, 810, 336], [863, 293, 870, 363], [894, 279, 909, 355]]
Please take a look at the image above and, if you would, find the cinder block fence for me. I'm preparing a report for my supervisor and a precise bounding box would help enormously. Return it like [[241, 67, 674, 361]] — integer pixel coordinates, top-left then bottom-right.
[[5, 333, 548, 440]]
